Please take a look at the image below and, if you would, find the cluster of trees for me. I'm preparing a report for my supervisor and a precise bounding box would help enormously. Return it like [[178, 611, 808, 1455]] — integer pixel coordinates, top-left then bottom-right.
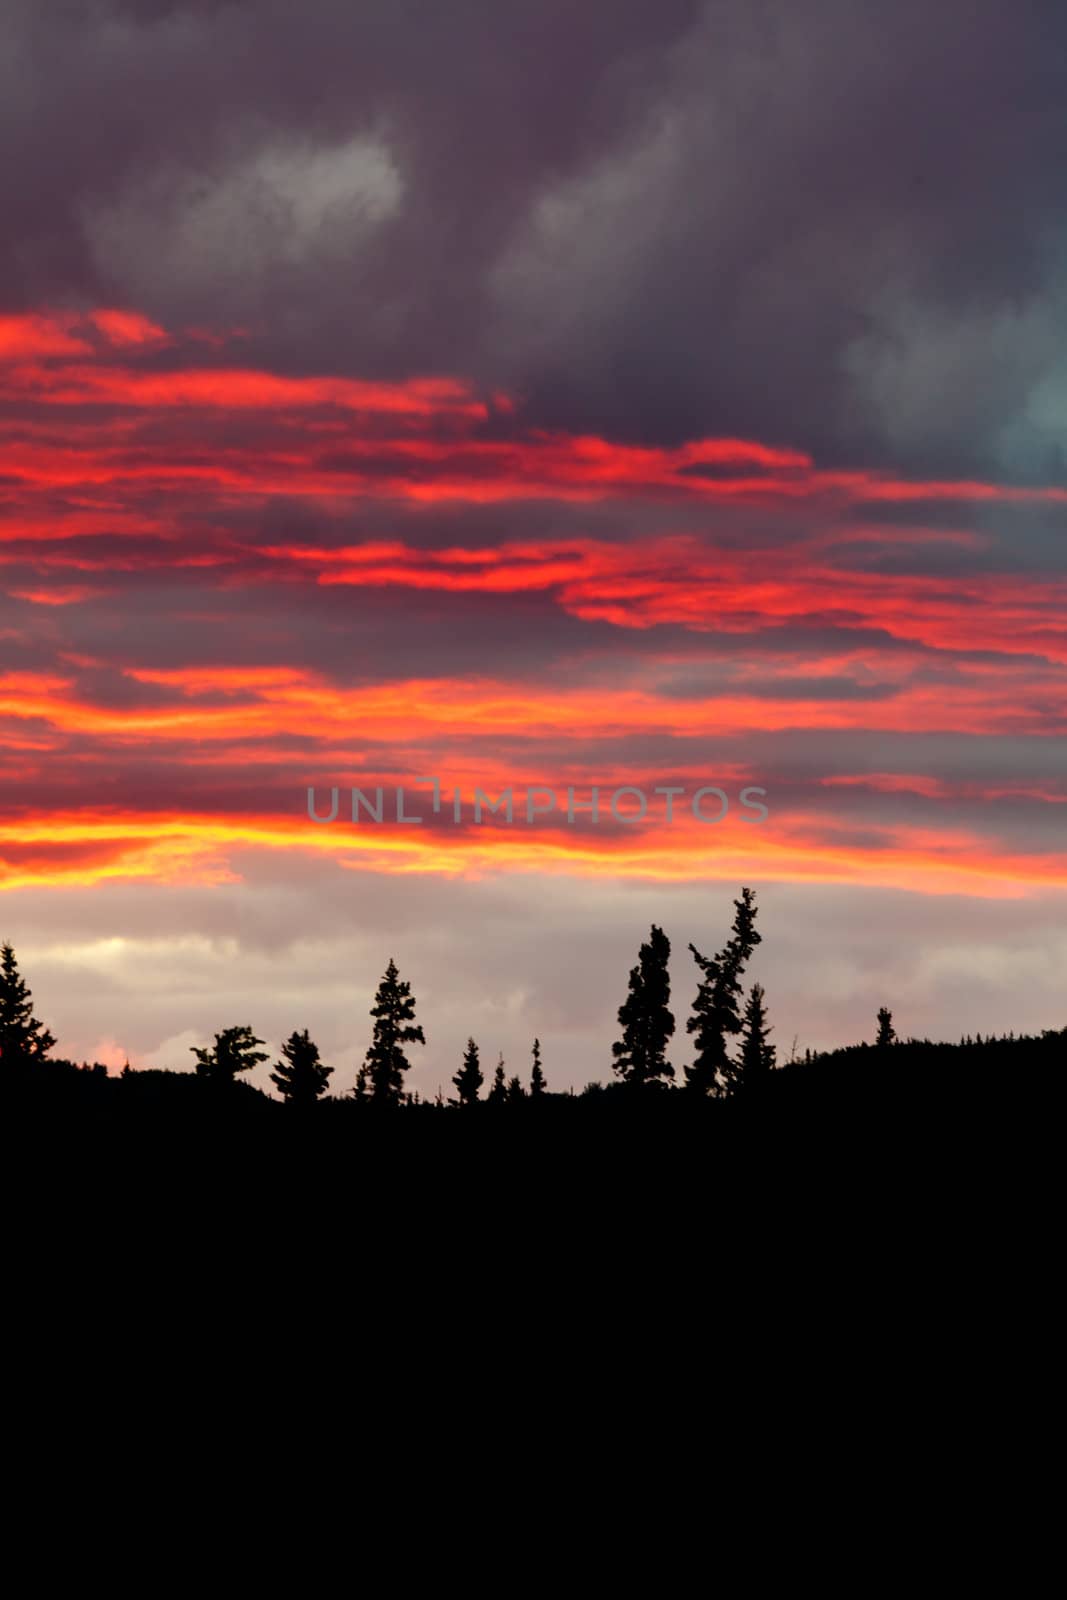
[[0, 887, 919, 1107], [452, 1036, 547, 1107], [612, 886, 775, 1095]]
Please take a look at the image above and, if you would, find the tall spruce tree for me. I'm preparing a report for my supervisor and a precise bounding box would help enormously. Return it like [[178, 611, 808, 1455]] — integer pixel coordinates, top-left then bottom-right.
[[529, 1038, 546, 1097], [875, 1007, 896, 1048], [190, 1024, 268, 1083], [487, 1053, 508, 1104], [737, 983, 776, 1089], [453, 1038, 483, 1106], [271, 1028, 333, 1106], [363, 958, 425, 1105], [0, 942, 56, 1068], [685, 887, 761, 1096], [611, 924, 675, 1087]]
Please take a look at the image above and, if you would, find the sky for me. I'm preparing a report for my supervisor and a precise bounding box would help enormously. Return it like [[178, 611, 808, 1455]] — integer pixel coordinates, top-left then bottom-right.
[[1, 0, 1065, 1095]]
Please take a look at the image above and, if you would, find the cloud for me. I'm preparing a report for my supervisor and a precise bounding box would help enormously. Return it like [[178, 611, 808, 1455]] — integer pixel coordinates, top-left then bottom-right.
[[0, 1, 1063, 479], [83, 132, 404, 316], [842, 237, 1067, 481]]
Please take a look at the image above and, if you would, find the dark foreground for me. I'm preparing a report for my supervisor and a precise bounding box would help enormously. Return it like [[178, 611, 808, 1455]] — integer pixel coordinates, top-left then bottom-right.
[[9, 1027, 1062, 1191], [6, 1030, 1060, 1357]]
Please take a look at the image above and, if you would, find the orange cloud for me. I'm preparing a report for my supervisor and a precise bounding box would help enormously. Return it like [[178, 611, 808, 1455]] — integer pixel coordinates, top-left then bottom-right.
[[2, 307, 1064, 908], [2, 310, 1067, 511], [0, 804, 1062, 900]]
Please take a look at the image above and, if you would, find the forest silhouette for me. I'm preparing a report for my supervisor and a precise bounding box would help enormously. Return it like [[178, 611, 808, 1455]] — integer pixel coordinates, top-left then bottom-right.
[[3, 887, 1063, 1147]]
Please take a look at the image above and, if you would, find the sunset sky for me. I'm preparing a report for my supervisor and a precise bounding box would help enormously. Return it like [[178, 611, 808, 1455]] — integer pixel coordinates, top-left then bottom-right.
[[2, 0, 1064, 1094]]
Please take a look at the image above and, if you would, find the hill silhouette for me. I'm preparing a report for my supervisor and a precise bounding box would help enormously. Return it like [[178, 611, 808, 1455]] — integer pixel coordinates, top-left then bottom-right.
[[2, 899, 1062, 1210]]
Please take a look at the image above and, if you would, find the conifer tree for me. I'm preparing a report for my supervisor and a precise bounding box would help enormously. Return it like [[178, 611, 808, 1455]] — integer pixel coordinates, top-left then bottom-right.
[[0, 941, 56, 1068], [190, 1024, 268, 1083], [875, 1007, 896, 1048], [530, 1037, 546, 1097], [685, 887, 761, 1096], [271, 1028, 333, 1106], [363, 957, 425, 1105], [487, 1053, 508, 1104], [453, 1038, 483, 1106], [611, 924, 675, 1087], [737, 983, 776, 1088], [506, 1075, 525, 1103]]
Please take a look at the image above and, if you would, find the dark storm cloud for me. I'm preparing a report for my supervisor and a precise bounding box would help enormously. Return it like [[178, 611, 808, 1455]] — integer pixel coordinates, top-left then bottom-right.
[[844, 501, 1067, 578], [2, 0, 699, 344], [546, 726, 1067, 784], [4, 0, 1067, 481], [658, 672, 902, 702], [10, 571, 613, 679], [0, 563, 1043, 699]]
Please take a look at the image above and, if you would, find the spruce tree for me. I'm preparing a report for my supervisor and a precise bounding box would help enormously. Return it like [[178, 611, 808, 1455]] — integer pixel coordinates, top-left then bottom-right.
[[611, 924, 675, 1087], [875, 1007, 896, 1047], [530, 1037, 546, 1097], [363, 957, 425, 1105], [685, 887, 761, 1096], [0, 942, 56, 1068], [190, 1025, 268, 1083], [506, 1075, 525, 1103], [271, 1028, 333, 1106], [487, 1053, 508, 1104], [737, 983, 776, 1089], [453, 1038, 483, 1106]]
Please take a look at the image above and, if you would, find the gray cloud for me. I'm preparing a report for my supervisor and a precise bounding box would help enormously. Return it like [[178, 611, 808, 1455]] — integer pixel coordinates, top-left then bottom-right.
[[4, 863, 1064, 1092], [4, 0, 1067, 480]]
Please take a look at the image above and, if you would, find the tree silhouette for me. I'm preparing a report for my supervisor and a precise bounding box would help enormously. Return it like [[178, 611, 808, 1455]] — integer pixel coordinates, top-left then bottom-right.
[[487, 1053, 508, 1104], [530, 1037, 546, 1097], [453, 1038, 483, 1106], [271, 1029, 333, 1106], [875, 1007, 896, 1047], [190, 1024, 268, 1083], [685, 887, 761, 1096], [363, 957, 425, 1105], [506, 1075, 525, 1103], [611, 924, 675, 1087], [0, 942, 56, 1069], [737, 983, 776, 1088]]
